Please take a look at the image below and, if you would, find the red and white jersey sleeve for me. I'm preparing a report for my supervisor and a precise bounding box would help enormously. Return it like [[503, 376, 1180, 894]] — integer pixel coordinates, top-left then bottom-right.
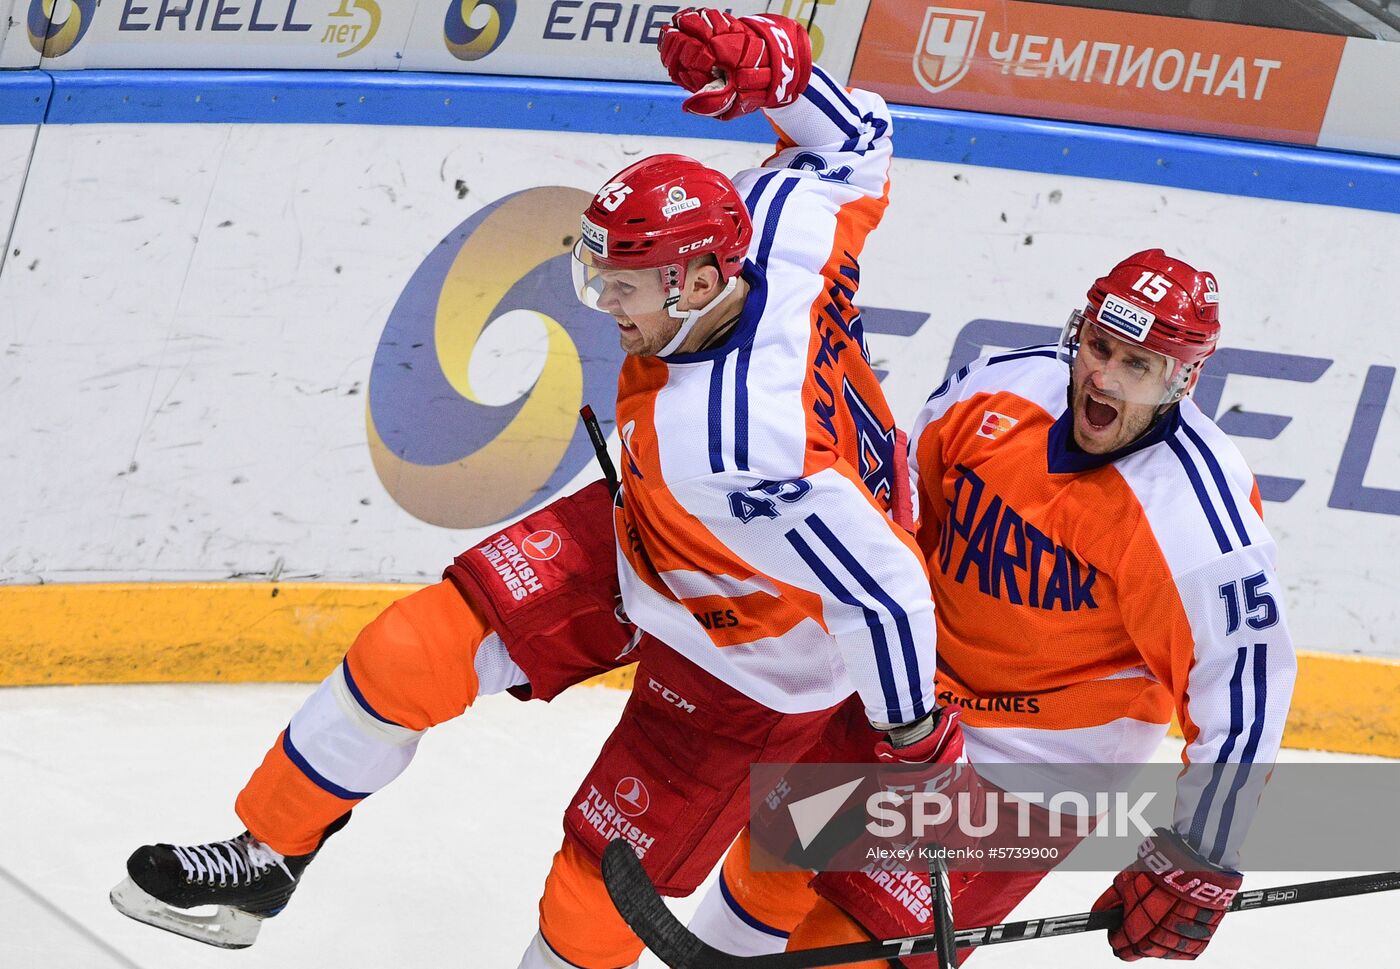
[[613, 71, 938, 725], [909, 349, 1296, 867]]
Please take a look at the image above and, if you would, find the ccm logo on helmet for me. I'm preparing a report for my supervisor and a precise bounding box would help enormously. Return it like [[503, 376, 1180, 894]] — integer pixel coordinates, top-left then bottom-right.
[[678, 236, 716, 254]]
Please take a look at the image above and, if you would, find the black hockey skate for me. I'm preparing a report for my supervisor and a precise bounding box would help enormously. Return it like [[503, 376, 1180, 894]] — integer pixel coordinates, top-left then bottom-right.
[[109, 812, 349, 948]]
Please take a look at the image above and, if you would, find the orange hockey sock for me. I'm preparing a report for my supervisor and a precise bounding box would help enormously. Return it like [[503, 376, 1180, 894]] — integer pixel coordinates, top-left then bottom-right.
[[720, 827, 818, 935], [538, 840, 645, 968], [787, 895, 888, 969], [237, 581, 492, 855]]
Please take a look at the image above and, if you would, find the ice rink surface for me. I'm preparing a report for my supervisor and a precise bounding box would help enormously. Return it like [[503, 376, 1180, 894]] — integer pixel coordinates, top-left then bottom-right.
[[2, 683, 1394, 968]]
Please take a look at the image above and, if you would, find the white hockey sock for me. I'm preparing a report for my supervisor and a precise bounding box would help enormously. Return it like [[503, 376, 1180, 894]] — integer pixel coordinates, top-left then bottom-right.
[[516, 930, 639, 969], [687, 873, 789, 957]]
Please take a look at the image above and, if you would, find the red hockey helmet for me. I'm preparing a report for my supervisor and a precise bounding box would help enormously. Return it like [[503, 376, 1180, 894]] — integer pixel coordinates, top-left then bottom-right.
[[572, 155, 752, 330], [1059, 249, 1221, 405]]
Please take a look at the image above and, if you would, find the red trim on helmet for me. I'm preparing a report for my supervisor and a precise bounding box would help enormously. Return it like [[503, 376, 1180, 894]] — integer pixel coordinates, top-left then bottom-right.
[[580, 154, 753, 294], [1086, 248, 1220, 369]]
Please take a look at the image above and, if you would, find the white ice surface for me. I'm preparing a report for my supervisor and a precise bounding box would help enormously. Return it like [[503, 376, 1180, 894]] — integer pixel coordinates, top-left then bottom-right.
[[0, 683, 1393, 968]]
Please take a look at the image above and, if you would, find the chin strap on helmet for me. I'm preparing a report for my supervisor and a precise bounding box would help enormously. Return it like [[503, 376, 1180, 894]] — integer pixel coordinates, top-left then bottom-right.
[[656, 274, 739, 357]]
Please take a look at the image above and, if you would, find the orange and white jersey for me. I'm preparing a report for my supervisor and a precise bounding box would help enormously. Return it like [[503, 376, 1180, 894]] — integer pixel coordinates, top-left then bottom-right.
[[613, 67, 938, 726], [910, 346, 1297, 866]]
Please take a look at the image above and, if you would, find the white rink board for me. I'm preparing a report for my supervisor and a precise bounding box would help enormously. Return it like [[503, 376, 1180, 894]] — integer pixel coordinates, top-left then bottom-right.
[[0, 122, 36, 258], [0, 0, 40, 69], [0, 122, 1397, 658]]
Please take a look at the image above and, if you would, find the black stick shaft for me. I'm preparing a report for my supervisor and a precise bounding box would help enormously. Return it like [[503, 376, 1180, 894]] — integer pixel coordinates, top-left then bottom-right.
[[579, 404, 620, 497], [927, 851, 956, 968], [602, 840, 1400, 969]]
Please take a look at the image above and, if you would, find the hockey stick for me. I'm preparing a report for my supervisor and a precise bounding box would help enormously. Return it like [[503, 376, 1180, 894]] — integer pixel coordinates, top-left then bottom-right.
[[925, 848, 955, 969], [601, 839, 1400, 969]]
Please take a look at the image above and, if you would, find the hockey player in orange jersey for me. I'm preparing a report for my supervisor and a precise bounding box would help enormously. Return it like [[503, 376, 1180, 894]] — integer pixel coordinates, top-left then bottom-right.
[[110, 9, 966, 965], [519, 9, 971, 968], [695, 250, 1298, 965]]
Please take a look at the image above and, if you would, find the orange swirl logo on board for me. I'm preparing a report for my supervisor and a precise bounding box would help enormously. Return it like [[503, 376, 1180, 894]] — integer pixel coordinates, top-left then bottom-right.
[[28, 0, 98, 57], [368, 187, 623, 529]]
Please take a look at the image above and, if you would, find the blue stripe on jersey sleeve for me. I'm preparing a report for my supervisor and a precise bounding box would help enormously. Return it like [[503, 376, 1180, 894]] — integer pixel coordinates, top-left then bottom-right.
[[806, 514, 927, 721], [708, 360, 727, 474], [1181, 420, 1252, 549], [926, 376, 953, 403], [743, 169, 780, 219], [756, 177, 800, 269], [1167, 435, 1233, 555], [786, 526, 902, 724], [1189, 646, 1248, 850], [800, 82, 861, 152], [812, 67, 863, 121], [1211, 644, 1270, 864], [734, 344, 752, 471]]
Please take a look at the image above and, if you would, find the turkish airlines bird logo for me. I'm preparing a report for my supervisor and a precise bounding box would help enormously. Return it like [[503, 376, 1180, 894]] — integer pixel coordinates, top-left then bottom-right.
[[522, 529, 563, 561], [614, 777, 651, 817]]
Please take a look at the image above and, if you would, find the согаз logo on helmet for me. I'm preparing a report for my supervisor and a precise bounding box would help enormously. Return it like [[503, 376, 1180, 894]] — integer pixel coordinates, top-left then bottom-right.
[[27, 0, 98, 57], [444, 0, 516, 61], [367, 187, 624, 529]]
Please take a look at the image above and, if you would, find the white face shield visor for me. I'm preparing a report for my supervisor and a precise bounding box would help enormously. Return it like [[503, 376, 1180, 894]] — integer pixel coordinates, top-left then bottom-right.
[[1059, 309, 1194, 407], [570, 237, 740, 357], [570, 239, 678, 317]]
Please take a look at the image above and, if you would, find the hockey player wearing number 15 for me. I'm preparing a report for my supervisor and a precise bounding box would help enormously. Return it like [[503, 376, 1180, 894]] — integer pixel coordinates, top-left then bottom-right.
[[700, 252, 1299, 966]]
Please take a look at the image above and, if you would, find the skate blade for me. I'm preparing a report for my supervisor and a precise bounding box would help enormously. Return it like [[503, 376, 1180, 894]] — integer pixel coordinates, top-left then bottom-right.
[[109, 876, 263, 949]]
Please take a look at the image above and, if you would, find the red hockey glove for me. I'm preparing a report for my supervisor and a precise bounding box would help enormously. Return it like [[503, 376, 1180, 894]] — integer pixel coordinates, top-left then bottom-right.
[[442, 480, 637, 702], [806, 707, 970, 969], [1093, 827, 1243, 961], [874, 705, 964, 765], [658, 8, 812, 121]]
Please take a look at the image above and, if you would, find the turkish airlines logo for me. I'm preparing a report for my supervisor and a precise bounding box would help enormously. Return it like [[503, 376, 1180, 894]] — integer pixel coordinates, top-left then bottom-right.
[[914, 6, 985, 94], [614, 776, 650, 817], [522, 529, 562, 561]]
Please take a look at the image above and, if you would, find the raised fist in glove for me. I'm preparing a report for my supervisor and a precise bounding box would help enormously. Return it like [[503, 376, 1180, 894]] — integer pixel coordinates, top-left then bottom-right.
[[1093, 827, 1242, 960], [658, 8, 812, 121]]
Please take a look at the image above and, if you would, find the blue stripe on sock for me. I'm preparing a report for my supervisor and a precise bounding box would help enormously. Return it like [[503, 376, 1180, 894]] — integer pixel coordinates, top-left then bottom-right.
[[282, 725, 372, 801], [718, 870, 790, 939], [340, 657, 402, 727]]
